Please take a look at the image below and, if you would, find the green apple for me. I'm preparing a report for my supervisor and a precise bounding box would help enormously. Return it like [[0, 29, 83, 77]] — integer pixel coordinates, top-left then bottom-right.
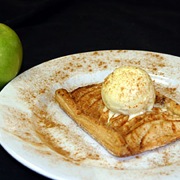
[[0, 23, 23, 89]]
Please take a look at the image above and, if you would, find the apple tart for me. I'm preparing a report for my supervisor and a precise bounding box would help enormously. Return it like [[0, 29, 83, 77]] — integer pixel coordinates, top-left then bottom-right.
[[55, 83, 180, 157]]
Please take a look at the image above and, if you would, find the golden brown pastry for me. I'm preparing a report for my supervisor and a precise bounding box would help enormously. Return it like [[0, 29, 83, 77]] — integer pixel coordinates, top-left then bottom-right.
[[55, 83, 180, 157]]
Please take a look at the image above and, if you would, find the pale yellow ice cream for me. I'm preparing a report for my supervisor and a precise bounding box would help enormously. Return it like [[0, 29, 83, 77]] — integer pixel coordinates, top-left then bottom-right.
[[101, 66, 155, 117]]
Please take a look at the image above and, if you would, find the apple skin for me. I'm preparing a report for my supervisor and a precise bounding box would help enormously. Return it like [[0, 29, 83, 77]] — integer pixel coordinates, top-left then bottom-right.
[[0, 23, 23, 89]]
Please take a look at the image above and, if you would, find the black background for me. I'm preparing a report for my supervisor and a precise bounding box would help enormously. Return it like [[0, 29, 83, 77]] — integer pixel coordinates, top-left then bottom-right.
[[0, 0, 180, 179]]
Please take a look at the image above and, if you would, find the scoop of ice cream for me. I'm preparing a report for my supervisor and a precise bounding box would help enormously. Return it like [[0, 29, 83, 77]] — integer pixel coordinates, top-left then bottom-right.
[[101, 66, 155, 116]]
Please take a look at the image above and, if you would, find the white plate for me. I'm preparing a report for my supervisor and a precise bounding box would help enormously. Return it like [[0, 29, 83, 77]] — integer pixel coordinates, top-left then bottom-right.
[[0, 50, 180, 180]]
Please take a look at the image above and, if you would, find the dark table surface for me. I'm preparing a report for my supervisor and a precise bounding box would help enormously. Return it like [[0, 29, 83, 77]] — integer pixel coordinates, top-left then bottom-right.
[[0, 0, 180, 179]]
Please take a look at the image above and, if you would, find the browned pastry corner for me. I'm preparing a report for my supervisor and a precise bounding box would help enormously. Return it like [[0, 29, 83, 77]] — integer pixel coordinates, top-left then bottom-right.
[[55, 84, 180, 157]]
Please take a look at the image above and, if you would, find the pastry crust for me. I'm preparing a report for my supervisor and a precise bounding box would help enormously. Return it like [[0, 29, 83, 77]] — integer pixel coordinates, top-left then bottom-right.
[[55, 84, 180, 157]]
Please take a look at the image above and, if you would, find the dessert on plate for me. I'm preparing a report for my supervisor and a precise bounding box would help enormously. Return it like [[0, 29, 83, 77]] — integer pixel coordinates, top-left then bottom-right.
[[55, 66, 180, 157]]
